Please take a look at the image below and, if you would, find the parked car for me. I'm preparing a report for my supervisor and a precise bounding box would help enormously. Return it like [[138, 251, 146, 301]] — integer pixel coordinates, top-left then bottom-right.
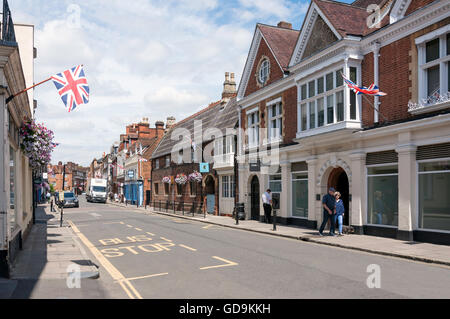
[[62, 192, 79, 208]]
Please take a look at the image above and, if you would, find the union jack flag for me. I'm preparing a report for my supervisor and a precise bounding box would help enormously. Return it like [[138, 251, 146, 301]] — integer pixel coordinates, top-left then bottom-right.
[[341, 73, 387, 97], [51, 65, 89, 112]]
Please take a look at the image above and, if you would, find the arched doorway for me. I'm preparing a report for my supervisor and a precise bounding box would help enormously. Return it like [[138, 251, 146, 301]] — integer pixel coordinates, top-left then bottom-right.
[[204, 175, 216, 214], [250, 176, 260, 221], [328, 167, 350, 225]]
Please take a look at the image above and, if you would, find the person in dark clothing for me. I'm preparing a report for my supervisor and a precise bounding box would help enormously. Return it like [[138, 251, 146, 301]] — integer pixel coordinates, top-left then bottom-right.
[[319, 187, 337, 236]]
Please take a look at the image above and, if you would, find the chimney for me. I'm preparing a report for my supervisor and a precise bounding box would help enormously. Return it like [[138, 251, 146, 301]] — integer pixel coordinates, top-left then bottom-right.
[[222, 71, 236, 101], [277, 21, 292, 29], [166, 117, 176, 130], [155, 121, 165, 137]]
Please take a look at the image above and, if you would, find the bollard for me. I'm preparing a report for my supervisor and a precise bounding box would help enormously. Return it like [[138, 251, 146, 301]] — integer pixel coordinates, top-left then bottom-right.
[[60, 205, 64, 227], [273, 209, 277, 231], [235, 207, 239, 225]]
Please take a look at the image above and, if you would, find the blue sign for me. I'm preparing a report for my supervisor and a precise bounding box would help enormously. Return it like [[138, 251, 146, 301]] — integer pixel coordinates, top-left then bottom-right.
[[128, 170, 134, 178], [200, 163, 209, 173]]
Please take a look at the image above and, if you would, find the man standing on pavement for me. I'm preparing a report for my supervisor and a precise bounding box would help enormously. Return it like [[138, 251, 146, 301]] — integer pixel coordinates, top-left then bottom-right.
[[262, 189, 272, 224], [319, 187, 337, 236]]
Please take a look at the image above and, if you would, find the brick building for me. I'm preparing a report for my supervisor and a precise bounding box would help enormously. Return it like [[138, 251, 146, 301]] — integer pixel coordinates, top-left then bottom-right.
[[237, 0, 450, 244], [108, 118, 165, 204], [151, 73, 239, 216], [48, 161, 89, 193]]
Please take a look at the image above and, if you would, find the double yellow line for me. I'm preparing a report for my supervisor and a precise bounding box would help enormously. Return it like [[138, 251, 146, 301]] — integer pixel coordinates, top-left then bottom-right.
[[69, 221, 143, 299]]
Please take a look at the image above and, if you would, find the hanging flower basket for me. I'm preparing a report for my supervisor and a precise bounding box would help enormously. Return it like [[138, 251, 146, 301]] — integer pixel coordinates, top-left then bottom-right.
[[175, 173, 188, 185], [162, 176, 171, 184], [188, 171, 202, 183], [19, 119, 56, 170]]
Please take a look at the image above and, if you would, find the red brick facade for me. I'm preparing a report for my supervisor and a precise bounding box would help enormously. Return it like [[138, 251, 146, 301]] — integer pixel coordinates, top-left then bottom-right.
[[361, 17, 450, 126], [244, 38, 284, 97]]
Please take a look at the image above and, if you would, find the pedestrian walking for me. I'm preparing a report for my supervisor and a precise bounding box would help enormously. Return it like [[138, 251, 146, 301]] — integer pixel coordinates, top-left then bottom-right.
[[319, 187, 337, 236], [335, 191, 345, 236], [262, 189, 272, 224]]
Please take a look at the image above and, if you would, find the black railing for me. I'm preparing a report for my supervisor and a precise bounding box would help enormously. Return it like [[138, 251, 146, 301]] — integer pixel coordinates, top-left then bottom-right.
[[1, 0, 16, 44], [150, 200, 205, 218]]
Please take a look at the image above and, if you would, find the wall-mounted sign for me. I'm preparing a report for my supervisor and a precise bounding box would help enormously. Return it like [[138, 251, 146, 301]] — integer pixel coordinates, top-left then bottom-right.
[[249, 160, 260, 172], [200, 163, 209, 173]]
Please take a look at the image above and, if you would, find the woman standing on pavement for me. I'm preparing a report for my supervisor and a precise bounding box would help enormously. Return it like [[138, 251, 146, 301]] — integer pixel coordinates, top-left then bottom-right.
[[335, 191, 345, 236]]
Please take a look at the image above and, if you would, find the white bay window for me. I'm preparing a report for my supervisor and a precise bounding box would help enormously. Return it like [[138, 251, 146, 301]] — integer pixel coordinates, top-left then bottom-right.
[[297, 65, 361, 137]]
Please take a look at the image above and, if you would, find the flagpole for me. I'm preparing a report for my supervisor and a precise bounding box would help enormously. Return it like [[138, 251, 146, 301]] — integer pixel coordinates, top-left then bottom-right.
[[6, 77, 53, 104], [360, 94, 389, 123]]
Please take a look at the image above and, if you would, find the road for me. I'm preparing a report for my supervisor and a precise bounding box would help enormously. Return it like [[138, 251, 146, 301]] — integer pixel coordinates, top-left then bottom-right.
[[63, 195, 450, 299]]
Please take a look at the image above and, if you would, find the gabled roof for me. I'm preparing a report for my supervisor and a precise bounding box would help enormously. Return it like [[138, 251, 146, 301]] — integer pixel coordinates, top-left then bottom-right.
[[289, 0, 394, 66], [258, 24, 300, 70], [237, 24, 299, 99], [152, 97, 239, 159], [314, 0, 369, 37]]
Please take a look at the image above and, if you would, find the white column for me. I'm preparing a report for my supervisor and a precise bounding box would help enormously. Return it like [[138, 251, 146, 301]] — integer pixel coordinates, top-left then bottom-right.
[[280, 161, 291, 220], [306, 157, 318, 227], [373, 44, 380, 123], [344, 57, 350, 121], [0, 70, 7, 250], [396, 144, 417, 241], [350, 151, 366, 234]]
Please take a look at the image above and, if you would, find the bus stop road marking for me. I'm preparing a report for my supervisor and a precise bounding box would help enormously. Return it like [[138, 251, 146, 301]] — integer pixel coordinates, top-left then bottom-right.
[[68, 220, 143, 299], [179, 244, 197, 252], [116, 272, 169, 283], [199, 256, 238, 270]]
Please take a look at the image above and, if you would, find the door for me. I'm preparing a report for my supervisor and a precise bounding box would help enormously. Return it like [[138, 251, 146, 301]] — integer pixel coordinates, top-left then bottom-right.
[[207, 194, 215, 214], [250, 176, 260, 221]]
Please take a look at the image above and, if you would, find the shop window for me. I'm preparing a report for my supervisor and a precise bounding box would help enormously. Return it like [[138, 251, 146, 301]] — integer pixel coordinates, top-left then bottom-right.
[[269, 174, 282, 193], [367, 165, 398, 226], [221, 176, 235, 198], [9, 146, 17, 233], [418, 160, 450, 231]]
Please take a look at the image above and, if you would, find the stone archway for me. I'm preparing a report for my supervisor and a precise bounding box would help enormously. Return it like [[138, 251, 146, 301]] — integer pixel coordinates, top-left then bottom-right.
[[203, 175, 216, 214], [317, 158, 352, 229], [328, 167, 350, 226]]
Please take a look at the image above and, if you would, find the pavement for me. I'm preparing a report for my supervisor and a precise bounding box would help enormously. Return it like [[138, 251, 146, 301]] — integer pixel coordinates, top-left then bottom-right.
[[109, 201, 450, 267], [0, 203, 100, 299]]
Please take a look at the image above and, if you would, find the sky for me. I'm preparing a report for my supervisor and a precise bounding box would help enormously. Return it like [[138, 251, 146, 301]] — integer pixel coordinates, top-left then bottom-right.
[[10, 0, 354, 167]]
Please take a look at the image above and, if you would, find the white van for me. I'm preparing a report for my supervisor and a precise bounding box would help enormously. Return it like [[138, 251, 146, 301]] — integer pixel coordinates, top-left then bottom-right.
[[86, 178, 107, 203]]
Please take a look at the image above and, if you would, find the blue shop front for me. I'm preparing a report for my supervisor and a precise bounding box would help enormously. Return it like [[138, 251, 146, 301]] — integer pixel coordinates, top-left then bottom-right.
[[124, 169, 143, 206]]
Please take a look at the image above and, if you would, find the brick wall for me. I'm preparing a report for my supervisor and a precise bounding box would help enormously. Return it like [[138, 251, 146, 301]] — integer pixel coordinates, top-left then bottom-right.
[[241, 85, 297, 146], [283, 86, 298, 144], [361, 52, 375, 126], [361, 17, 450, 127], [405, 0, 436, 16], [244, 38, 284, 97]]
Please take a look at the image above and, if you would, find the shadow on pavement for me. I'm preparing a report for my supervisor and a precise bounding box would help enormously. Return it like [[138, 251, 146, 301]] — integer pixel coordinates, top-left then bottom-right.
[[8, 204, 50, 299]]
